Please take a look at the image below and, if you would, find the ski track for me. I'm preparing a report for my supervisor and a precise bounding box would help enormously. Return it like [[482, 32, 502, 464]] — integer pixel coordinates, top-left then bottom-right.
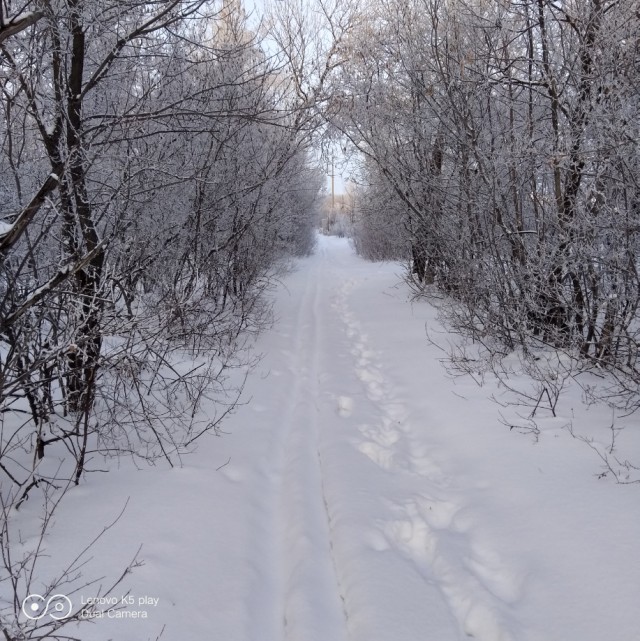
[[275, 242, 350, 641]]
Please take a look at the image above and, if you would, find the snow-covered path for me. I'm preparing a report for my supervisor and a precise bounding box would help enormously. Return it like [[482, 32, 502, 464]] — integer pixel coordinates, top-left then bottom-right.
[[241, 236, 520, 641], [58, 235, 639, 641]]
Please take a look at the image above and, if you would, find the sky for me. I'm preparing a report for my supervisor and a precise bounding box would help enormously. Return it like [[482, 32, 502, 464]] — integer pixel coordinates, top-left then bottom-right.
[[241, 0, 349, 195]]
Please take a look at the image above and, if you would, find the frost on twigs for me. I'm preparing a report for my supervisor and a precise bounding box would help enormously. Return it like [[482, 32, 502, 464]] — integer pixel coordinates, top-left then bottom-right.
[[0, 0, 324, 634]]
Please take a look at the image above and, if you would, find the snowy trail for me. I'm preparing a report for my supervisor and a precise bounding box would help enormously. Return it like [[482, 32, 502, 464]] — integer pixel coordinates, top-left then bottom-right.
[[61, 234, 640, 641], [216, 235, 637, 641], [238, 236, 519, 641]]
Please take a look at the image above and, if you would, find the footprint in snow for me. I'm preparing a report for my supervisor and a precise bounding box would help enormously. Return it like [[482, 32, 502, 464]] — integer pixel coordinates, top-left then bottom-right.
[[337, 395, 354, 417]]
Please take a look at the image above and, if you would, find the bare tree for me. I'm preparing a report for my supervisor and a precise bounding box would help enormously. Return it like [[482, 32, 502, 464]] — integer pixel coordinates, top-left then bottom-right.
[[335, 0, 640, 413], [1, 0, 325, 633]]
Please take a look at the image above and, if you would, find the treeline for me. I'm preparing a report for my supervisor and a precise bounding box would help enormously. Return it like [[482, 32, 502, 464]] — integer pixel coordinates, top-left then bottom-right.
[[0, 1, 326, 629], [337, 0, 640, 410]]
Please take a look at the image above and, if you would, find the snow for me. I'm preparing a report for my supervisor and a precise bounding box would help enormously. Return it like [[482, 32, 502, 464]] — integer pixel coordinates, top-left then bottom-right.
[[13, 234, 640, 641], [6, 12, 37, 26]]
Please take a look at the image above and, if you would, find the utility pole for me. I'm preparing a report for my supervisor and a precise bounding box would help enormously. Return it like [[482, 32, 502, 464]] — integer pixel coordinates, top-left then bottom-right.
[[331, 154, 335, 215]]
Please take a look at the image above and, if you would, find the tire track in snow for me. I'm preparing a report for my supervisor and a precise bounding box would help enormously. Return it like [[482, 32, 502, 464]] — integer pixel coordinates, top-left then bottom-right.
[[334, 275, 520, 641], [275, 253, 350, 641]]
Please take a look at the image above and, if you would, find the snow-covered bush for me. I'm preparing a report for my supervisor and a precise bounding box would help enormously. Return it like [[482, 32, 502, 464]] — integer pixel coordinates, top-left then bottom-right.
[[350, 167, 411, 262]]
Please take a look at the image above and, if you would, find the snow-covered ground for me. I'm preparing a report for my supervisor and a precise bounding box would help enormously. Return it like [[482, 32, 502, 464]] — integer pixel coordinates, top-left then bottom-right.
[[20, 235, 640, 641]]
